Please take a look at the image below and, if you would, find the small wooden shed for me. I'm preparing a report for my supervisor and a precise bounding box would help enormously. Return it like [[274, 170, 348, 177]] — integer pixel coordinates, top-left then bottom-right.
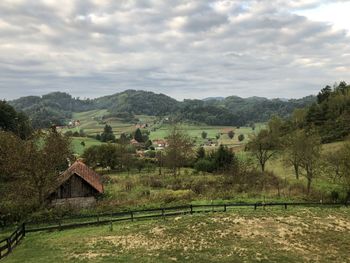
[[48, 160, 103, 207]]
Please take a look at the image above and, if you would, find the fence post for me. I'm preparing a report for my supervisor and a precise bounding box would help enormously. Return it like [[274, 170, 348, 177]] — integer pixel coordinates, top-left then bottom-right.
[[7, 238, 12, 253], [284, 203, 287, 210], [97, 214, 100, 223], [190, 205, 193, 215], [162, 209, 165, 220], [224, 204, 227, 212], [254, 203, 257, 210], [22, 223, 26, 237], [130, 211, 134, 222]]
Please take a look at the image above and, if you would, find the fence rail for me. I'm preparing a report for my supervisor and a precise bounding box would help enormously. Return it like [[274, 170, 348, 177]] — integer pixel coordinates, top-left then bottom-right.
[[24, 201, 347, 233], [0, 223, 25, 260]]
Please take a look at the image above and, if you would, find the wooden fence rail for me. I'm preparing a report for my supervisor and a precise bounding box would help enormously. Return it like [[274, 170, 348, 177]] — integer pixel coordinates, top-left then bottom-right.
[[24, 201, 347, 233], [0, 223, 25, 260]]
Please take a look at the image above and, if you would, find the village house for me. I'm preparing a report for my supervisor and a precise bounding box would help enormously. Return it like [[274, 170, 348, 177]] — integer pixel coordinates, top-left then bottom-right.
[[47, 160, 103, 208], [152, 139, 168, 150], [130, 138, 141, 146]]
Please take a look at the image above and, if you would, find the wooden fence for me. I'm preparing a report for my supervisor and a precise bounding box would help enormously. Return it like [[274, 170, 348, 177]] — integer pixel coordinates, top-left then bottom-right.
[[0, 223, 25, 260], [24, 201, 347, 233]]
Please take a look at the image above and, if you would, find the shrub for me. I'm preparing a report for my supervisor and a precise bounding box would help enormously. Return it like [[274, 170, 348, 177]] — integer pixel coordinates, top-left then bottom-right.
[[194, 159, 215, 173]]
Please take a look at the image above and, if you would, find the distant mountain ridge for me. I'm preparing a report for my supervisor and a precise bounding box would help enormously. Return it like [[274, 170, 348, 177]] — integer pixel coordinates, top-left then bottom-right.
[[10, 89, 316, 128]]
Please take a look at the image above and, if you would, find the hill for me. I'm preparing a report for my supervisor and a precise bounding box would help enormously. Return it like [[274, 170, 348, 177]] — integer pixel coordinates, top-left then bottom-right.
[[10, 92, 94, 128], [10, 90, 315, 129]]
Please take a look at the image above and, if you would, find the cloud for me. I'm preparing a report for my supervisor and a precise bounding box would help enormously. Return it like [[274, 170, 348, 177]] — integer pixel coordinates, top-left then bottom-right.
[[0, 0, 349, 100]]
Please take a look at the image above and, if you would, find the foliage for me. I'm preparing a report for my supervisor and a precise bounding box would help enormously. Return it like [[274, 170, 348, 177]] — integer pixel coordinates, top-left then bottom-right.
[[10, 90, 315, 130], [99, 124, 116, 142], [164, 125, 195, 176], [297, 131, 322, 194], [134, 128, 143, 142], [0, 129, 72, 217], [194, 145, 236, 173], [246, 129, 279, 172], [238, 134, 245, 141], [0, 100, 33, 139], [228, 130, 235, 139], [10, 92, 94, 129], [82, 143, 135, 171], [297, 82, 350, 142]]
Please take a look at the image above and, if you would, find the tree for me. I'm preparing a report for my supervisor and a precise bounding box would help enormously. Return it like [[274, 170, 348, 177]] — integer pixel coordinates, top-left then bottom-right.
[[194, 159, 215, 173], [134, 128, 143, 142], [298, 131, 321, 194], [164, 125, 194, 176], [100, 124, 115, 142], [82, 145, 101, 168], [238, 134, 245, 142], [216, 133, 220, 140], [201, 131, 207, 139], [0, 131, 25, 182], [210, 145, 235, 172], [327, 141, 350, 201], [22, 129, 72, 205], [228, 130, 235, 139], [317, 85, 332, 104], [246, 129, 279, 172], [145, 140, 152, 149], [0, 101, 33, 139], [119, 133, 129, 144], [135, 159, 146, 173], [196, 146, 206, 160], [282, 130, 305, 179]]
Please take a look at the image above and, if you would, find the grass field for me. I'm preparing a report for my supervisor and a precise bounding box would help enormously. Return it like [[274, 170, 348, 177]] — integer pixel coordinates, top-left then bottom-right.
[[3, 207, 350, 263]]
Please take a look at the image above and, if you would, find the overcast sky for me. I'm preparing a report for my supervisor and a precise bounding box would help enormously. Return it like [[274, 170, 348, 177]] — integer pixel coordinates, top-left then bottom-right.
[[1, 0, 350, 101]]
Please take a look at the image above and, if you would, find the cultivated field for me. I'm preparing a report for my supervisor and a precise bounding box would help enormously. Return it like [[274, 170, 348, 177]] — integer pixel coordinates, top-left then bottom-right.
[[3, 207, 350, 263]]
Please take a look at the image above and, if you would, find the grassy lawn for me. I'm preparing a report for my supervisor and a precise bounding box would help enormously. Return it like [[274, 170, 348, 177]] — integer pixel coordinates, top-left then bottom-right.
[[71, 137, 104, 155], [4, 207, 350, 263]]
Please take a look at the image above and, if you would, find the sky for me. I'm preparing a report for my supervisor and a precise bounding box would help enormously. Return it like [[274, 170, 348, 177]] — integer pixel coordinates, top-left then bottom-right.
[[0, 0, 350, 101]]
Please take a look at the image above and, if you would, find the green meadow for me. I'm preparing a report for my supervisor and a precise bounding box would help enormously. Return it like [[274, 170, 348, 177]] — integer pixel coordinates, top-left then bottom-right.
[[4, 208, 350, 263]]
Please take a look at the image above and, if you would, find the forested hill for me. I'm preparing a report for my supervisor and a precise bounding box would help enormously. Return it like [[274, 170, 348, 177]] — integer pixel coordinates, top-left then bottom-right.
[[10, 92, 94, 128], [302, 82, 350, 142], [10, 89, 315, 128]]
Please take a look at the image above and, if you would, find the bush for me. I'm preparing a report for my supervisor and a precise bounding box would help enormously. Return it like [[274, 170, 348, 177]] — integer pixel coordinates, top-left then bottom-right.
[[194, 159, 215, 173], [238, 134, 245, 141], [153, 190, 194, 204]]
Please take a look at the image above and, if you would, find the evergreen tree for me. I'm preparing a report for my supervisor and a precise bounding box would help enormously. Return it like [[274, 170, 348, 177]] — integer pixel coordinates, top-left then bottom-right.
[[134, 128, 143, 142], [100, 124, 115, 142]]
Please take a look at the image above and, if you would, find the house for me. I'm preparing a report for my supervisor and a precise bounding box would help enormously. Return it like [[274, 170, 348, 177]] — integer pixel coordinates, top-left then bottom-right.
[[47, 160, 103, 208], [130, 138, 141, 146], [152, 139, 168, 150]]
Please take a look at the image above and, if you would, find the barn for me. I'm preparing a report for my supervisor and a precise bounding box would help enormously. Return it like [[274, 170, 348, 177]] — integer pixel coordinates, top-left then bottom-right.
[[48, 160, 103, 208]]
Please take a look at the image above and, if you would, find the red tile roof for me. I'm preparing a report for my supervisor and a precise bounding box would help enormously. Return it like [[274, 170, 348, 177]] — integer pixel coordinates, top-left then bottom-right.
[[53, 160, 103, 194]]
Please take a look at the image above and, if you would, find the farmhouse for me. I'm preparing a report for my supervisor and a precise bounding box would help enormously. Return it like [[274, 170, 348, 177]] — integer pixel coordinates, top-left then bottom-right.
[[47, 160, 103, 208]]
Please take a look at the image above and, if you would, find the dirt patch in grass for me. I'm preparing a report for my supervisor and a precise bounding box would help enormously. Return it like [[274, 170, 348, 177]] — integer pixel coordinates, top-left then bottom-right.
[[70, 210, 350, 262]]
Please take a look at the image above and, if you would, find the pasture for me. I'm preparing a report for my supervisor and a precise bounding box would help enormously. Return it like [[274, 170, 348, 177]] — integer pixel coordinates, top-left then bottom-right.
[[3, 207, 350, 263]]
